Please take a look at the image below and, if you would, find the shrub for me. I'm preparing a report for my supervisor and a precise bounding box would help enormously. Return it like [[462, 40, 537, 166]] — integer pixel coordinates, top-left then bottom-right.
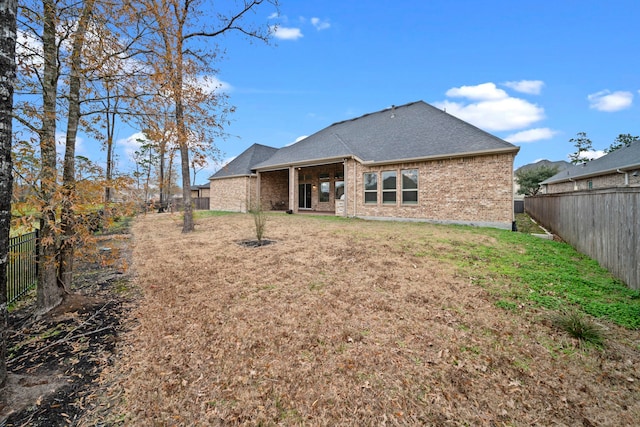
[[249, 204, 267, 244], [551, 309, 605, 348]]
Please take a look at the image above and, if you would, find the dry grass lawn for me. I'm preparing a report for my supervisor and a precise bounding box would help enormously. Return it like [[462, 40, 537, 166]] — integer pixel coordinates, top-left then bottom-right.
[[92, 212, 639, 426]]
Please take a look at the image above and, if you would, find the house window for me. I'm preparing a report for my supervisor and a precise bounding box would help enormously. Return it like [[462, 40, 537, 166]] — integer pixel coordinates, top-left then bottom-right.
[[299, 172, 311, 182], [364, 173, 377, 204], [317, 173, 330, 202], [382, 171, 397, 204], [335, 181, 344, 199], [319, 181, 330, 202], [402, 169, 418, 204], [588, 180, 593, 190]]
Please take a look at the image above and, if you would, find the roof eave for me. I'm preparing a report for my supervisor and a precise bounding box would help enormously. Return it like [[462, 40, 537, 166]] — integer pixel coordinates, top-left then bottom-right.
[[362, 146, 520, 166], [543, 162, 640, 184], [209, 173, 255, 180], [254, 156, 355, 172]]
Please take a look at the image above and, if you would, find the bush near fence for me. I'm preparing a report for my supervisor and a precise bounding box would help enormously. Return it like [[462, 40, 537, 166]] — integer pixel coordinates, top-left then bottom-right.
[[7, 230, 38, 305], [525, 187, 639, 290]]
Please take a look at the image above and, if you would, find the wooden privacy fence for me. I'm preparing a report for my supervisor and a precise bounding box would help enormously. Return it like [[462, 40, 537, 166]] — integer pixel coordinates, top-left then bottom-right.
[[7, 230, 39, 304], [169, 197, 210, 211], [526, 187, 639, 290], [193, 197, 210, 210]]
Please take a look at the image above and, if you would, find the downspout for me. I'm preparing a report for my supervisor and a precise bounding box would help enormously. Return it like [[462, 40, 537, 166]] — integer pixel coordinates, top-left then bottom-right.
[[254, 172, 259, 212], [353, 159, 357, 217], [617, 169, 629, 186], [342, 159, 348, 217]]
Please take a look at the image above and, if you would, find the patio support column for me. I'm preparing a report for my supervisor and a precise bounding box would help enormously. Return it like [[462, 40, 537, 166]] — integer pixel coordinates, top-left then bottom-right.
[[289, 166, 296, 212], [255, 171, 260, 212], [343, 159, 348, 217]]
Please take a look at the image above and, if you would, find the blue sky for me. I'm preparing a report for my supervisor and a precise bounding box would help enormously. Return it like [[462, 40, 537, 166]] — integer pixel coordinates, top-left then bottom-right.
[[110, 0, 640, 183]]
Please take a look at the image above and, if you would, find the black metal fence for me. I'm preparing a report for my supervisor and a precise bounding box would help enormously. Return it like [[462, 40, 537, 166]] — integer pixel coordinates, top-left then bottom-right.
[[7, 230, 38, 305]]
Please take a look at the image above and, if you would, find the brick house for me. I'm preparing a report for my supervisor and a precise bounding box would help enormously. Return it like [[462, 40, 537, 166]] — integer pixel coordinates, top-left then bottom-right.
[[209, 101, 520, 229], [540, 141, 640, 194], [209, 144, 278, 212], [190, 184, 210, 199]]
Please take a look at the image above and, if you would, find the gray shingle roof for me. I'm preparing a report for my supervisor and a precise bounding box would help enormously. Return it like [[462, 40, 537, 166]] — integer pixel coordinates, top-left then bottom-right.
[[190, 184, 210, 190], [209, 143, 278, 179], [516, 159, 571, 174], [541, 141, 640, 184], [253, 100, 518, 170]]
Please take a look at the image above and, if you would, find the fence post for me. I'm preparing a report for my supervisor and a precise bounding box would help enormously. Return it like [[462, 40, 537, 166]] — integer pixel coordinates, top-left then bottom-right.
[[35, 228, 39, 279]]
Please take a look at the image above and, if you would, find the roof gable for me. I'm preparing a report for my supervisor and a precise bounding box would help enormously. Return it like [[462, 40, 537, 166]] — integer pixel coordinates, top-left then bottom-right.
[[542, 141, 640, 184], [254, 101, 518, 170], [210, 143, 278, 179]]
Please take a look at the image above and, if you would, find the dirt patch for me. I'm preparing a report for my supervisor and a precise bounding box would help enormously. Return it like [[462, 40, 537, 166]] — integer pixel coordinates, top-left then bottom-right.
[[82, 213, 639, 426], [1, 231, 133, 426]]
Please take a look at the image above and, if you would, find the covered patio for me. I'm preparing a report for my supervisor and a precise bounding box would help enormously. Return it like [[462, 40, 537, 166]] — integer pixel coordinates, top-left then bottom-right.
[[258, 162, 346, 215]]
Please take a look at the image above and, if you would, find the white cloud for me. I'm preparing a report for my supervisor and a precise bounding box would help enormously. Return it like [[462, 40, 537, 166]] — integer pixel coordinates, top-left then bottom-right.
[[267, 12, 279, 19], [187, 75, 233, 94], [569, 150, 606, 162], [435, 99, 544, 132], [311, 17, 331, 31], [505, 128, 557, 143], [503, 80, 544, 95], [585, 150, 606, 160], [445, 82, 508, 101], [16, 29, 43, 69], [587, 90, 633, 112], [56, 131, 86, 156], [286, 135, 308, 146], [270, 25, 303, 40], [118, 132, 147, 160], [435, 82, 546, 132]]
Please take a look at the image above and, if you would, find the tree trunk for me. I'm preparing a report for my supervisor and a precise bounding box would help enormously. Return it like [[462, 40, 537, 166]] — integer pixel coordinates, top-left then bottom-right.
[[58, 0, 95, 289], [173, 37, 193, 232], [104, 113, 114, 203], [158, 139, 165, 207], [0, 0, 18, 389], [37, 0, 65, 314], [103, 82, 119, 204], [166, 148, 174, 206]]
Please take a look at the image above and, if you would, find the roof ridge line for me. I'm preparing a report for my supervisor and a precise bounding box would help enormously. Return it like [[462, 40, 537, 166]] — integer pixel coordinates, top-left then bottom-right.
[[332, 132, 353, 152], [329, 100, 423, 128]]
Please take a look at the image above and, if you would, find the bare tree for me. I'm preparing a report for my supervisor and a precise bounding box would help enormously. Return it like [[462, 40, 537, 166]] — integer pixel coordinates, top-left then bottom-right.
[[38, 0, 66, 312], [58, 0, 96, 289], [133, 0, 278, 233], [15, 0, 147, 310], [0, 0, 18, 389]]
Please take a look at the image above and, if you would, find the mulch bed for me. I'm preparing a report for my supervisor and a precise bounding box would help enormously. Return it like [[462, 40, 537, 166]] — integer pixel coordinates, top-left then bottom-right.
[[237, 239, 276, 248], [1, 233, 133, 426]]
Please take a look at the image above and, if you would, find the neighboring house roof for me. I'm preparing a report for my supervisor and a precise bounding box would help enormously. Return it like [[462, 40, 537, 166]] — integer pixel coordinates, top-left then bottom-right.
[[253, 100, 519, 171], [210, 143, 278, 179], [516, 159, 571, 174], [541, 141, 640, 184], [190, 184, 210, 190]]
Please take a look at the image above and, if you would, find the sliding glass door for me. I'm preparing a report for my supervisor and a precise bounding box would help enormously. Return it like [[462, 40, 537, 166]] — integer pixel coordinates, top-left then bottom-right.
[[298, 183, 312, 209]]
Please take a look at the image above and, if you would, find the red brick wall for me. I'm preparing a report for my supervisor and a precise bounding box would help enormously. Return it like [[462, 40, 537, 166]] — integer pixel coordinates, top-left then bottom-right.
[[259, 170, 289, 211], [346, 153, 516, 228], [209, 176, 253, 212]]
